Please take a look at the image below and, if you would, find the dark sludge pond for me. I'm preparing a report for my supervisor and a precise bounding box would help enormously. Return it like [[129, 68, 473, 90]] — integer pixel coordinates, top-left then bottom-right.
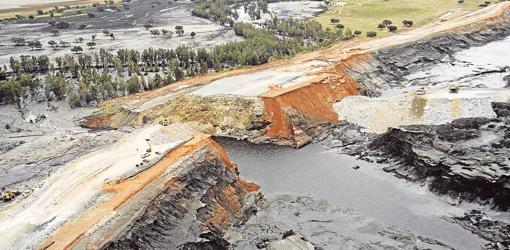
[[216, 137, 486, 249]]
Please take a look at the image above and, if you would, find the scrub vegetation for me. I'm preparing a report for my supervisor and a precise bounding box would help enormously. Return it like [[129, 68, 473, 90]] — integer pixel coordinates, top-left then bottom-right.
[[314, 0, 484, 37]]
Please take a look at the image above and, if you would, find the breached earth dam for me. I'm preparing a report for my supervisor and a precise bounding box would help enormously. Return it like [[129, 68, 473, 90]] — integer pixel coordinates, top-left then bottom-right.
[[3, 2, 510, 249], [211, 23, 510, 249], [217, 137, 488, 249]]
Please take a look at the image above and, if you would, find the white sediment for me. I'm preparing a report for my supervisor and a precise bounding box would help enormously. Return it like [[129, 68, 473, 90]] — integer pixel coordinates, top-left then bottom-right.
[[335, 88, 510, 133]]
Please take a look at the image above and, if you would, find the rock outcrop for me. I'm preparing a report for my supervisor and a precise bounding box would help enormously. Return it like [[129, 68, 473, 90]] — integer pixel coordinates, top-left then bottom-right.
[[447, 210, 510, 249], [345, 19, 510, 95], [368, 102, 510, 210], [102, 145, 262, 249]]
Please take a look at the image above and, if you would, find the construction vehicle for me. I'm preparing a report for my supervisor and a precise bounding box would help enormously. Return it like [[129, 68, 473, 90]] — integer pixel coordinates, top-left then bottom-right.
[[145, 138, 152, 153], [160, 119, 169, 126], [416, 87, 426, 95], [449, 83, 460, 94], [1, 190, 19, 202]]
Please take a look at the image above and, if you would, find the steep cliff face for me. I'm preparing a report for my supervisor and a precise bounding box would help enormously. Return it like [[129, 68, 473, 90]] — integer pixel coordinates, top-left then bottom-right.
[[36, 134, 261, 250], [260, 70, 359, 147], [102, 148, 261, 249]]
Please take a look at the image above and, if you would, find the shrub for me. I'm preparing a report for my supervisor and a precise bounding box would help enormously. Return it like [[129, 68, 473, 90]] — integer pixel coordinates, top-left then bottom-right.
[[0, 80, 22, 103], [403, 20, 413, 27]]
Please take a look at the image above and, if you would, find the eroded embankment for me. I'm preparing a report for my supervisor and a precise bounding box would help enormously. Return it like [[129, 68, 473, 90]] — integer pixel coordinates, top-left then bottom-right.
[[80, 4, 510, 147], [260, 69, 359, 147], [80, 66, 360, 147], [39, 135, 260, 250], [345, 17, 510, 95]]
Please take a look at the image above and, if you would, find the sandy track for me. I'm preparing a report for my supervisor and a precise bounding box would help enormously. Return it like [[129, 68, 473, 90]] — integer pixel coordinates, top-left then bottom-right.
[[0, 124, 194, 249]]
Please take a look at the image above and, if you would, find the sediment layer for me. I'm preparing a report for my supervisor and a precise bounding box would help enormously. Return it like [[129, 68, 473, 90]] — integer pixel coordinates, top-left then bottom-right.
[[368, 102, 510, 210], [39, 134, 260, 250]]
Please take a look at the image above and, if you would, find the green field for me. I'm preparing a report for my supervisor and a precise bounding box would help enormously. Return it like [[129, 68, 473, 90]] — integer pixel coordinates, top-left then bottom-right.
[[313, 0, 484, 37]]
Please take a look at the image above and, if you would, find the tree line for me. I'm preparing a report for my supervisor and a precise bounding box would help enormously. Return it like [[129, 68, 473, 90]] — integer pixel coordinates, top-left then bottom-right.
[[0, 0, 352, 106]]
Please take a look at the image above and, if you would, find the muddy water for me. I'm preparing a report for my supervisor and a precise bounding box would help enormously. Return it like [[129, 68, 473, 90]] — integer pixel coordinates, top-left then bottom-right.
[[217, 138, 486, 249]]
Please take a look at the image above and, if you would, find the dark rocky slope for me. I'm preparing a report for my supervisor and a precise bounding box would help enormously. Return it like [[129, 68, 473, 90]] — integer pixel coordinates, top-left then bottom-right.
[[369, 102, 510, 210], [102, 153, 262, 250], [346, 19, 510, 95], [323, 102, 510, 247], [447, 209, 510, 249]]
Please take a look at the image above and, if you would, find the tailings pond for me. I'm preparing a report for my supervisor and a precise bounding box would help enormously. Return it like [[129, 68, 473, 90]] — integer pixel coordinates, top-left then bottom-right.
[[217, 138, 489, 249]]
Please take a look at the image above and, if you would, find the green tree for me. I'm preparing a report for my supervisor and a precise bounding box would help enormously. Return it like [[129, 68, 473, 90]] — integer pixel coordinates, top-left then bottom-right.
[[48, 40, 57, 48], [330, 18, 340, 24], [150, 29, 160, 37], [10, 57, 20, 73], [0, 80, 22, 103], [403, 20, 413, 27], [86, 41, 96, 49], [27, 40, 43, 51], [71, 46, 83, 54], [45, 75, 67, 100], [175, 25, 184, 36], [11, 37, 26, 46], [127, 75, 140, 94], [153, 73, 162, 88], [0, 67, 6, 81]]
